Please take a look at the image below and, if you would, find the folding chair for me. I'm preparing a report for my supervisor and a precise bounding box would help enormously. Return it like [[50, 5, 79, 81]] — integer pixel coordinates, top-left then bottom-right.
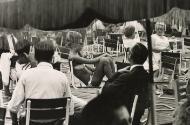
[[105, 33, 124, 56], [131, 95, 138, 123], [174, 77, 188, 106], [56, 46, 79, 89], [155, 52, 179, 111], [25, 98, 71, 125], [57, 46, 88, 89], [84, 36, 95, 53], [0, 107, 6, 125], [94, 29, 106, 53]]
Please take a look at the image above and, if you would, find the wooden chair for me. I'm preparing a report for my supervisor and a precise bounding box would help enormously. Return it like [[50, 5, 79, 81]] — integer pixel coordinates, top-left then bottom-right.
[[56, 46, 79, 89], [131, 95, 138, 123], [94, 29, 106, 53], [25, 98, 71, 125], [160, 52, 181, 75], [104, 37, 124, 56], [155, 52, 178, 111], [174, 77, 188, 106], [158, 52, 178, 83], [0, 107, 6, 125]]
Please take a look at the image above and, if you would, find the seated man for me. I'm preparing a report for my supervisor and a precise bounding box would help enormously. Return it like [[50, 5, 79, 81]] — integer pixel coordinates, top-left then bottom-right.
[[102, 43, 149, 125], [8, 41, 86, 125]]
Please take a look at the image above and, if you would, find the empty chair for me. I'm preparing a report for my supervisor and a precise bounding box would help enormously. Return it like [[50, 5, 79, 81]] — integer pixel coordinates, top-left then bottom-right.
[[174, 78, 188, 105], [25, 98, 71, 125], [155, 52, 178, 111], [160, 52, 181, 75], [159, 52, 179, 83]]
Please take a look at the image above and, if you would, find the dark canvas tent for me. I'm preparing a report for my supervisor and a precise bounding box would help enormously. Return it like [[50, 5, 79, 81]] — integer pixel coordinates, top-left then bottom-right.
[[0, 0, 190, 125], [0, 0, 189, 30]]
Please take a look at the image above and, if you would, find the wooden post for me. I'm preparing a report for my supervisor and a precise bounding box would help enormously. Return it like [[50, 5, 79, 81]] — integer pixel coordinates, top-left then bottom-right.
[[146, 19, 157, 125]]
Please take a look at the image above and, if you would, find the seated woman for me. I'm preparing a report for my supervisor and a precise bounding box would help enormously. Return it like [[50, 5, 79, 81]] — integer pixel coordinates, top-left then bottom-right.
[[143, 22, 170, 71], [67, 31, 115, 87], [144, 22, 170, 94], [15, 39, 37, 79]]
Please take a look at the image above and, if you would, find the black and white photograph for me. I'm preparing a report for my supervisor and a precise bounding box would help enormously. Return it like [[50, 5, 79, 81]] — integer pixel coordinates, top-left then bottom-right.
[[0, 0, 190, 125]]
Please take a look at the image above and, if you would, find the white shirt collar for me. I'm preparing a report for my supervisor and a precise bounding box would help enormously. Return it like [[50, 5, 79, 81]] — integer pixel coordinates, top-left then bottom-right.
[[37, 62, 53, 69], [130, 64, 143, 71]]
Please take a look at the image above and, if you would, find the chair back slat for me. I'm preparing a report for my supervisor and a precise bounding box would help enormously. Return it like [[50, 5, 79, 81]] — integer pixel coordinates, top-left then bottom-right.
[[161, 52, 181, 64], [30, 108, 66, 120], [162, 62, 176, 70], [26, 98, 67, 108], [0, 108, 6, 125], [184, 38, 190, 46]]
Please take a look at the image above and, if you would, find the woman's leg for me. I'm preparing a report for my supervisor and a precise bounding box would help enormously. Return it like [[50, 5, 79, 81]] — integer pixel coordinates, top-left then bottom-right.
[[91, 57, 115, 86], [73, 68, 91, 86]]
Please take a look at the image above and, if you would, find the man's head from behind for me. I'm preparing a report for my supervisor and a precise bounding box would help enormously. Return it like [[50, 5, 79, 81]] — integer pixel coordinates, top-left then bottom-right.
[[80, 94, 132, 125], [34, 41, 55, 63], [128, 43, 148, 65]]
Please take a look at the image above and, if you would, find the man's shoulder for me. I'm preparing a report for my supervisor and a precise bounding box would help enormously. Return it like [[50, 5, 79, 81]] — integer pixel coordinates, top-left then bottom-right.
[[51, 69, 67, 77], [21, 68, 67, 81]]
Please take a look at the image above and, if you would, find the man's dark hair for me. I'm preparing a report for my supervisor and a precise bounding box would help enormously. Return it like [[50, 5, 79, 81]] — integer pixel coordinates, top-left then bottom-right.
[[34, 41, 55, 62], [129, 43, 148, 64], [124, 26, 135, 38], [15, 39, 31, 55]]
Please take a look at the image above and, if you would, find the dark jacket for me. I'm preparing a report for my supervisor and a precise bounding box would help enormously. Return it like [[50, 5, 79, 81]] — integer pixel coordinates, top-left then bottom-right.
[[102, 66, 150, 113]]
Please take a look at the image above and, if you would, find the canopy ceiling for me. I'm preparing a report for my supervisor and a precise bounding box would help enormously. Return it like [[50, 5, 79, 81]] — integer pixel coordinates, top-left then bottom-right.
[[0, 0, 190, 30]]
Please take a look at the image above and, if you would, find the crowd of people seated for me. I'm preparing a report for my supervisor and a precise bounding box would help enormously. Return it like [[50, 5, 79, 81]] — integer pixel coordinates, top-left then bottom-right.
[[0, 21, 190, 125]]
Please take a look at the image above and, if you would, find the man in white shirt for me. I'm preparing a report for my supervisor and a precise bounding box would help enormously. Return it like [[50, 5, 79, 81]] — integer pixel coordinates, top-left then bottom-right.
[[8, 42, 81, 125]]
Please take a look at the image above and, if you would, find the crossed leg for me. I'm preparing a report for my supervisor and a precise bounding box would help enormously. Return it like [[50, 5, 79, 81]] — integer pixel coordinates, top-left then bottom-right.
[[91, 56, 115, 87]]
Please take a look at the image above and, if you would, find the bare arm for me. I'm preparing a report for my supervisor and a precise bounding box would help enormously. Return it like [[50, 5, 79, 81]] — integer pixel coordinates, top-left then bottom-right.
[[152, 35, 170, 53], [69, 53, 110, 64]]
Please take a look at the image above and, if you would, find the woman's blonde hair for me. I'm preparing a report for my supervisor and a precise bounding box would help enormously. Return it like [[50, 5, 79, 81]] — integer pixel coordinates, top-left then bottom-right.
[[155, 22, 166, 31]]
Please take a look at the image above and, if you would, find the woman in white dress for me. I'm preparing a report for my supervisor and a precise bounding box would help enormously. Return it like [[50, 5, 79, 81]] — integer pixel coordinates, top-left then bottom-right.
[[145, 22, 170, 94], [152, 22, 170, 74]]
